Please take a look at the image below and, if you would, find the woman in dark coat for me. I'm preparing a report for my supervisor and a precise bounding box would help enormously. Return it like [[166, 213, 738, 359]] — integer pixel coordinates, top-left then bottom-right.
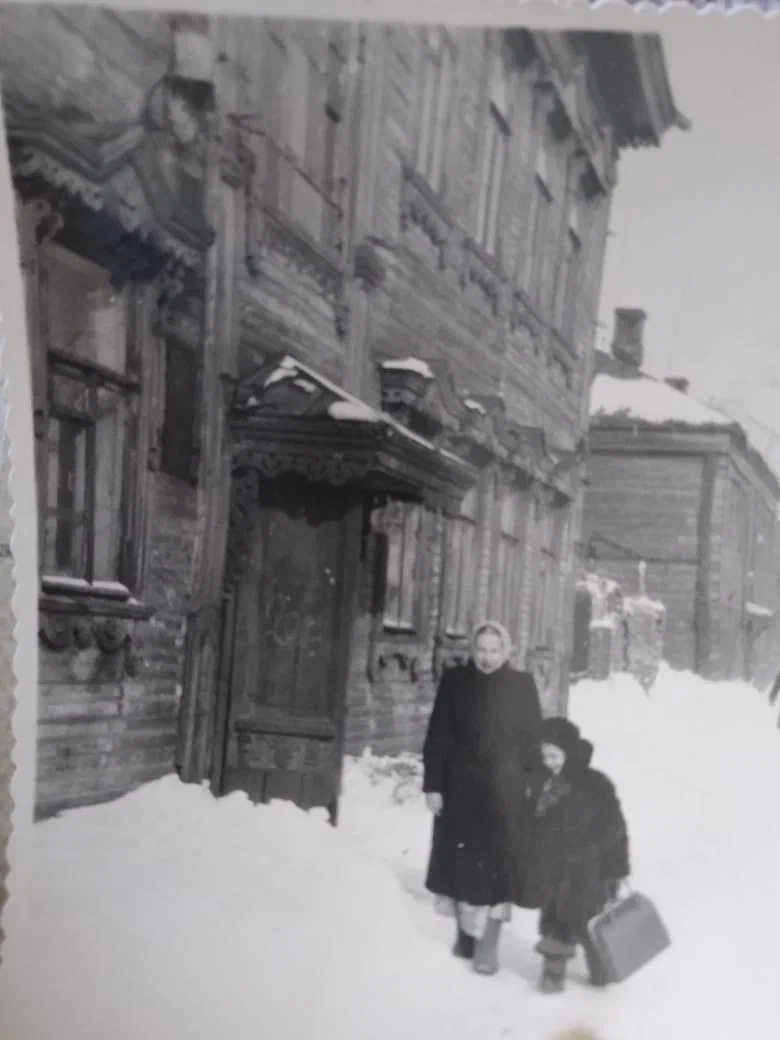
[[526, 717, 631, 993], [422, 620, 544, 975]]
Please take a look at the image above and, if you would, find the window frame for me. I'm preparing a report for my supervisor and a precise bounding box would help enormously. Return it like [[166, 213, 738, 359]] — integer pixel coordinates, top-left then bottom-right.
[[492, 481, 529, 643], [261, 27, 346, 250], [414, 28, 455, 196], [474, 102, 510, 258], [381, 501, 424, 634], [554, 199, 583, 345], [530, 498, 563, 650], [441, 484, 482, 640], [37, 241, 141, 596]]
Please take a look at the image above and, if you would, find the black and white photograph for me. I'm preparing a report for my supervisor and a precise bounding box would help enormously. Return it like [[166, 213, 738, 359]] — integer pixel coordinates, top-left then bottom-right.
[[1, 2, 780, 1038]]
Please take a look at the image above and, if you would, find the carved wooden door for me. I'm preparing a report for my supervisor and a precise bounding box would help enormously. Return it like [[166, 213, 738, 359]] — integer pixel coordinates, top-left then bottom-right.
[[220, 476, 361, 820]]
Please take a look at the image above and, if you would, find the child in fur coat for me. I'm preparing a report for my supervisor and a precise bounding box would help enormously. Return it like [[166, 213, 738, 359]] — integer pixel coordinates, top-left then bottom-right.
[[526, 717, 630, 993]]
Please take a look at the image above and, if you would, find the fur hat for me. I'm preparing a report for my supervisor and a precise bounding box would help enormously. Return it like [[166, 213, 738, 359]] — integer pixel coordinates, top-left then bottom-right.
[[540, 717, 582, 759]]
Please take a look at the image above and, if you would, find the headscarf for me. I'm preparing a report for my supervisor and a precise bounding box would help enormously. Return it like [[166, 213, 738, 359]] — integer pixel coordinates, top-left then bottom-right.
[[539, 716, 582, 760], [471, 619, 513, 668]]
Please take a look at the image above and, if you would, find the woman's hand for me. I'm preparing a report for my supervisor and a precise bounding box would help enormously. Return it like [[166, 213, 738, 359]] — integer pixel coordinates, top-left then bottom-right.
[[426, 792, 444, 815]]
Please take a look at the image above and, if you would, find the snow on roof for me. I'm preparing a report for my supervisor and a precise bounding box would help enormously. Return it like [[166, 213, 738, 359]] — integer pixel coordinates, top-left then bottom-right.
[[328, 400, 378, 422], [263, 356, 467, 467], [379, 357, 434, 380], [464, 398, 487, 416], [590, 372, 733, 428], [746, 602, 775, 619]]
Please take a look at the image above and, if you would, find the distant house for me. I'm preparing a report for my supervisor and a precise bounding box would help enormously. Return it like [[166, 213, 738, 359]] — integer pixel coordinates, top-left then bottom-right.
[[582, 308, 780, 687]]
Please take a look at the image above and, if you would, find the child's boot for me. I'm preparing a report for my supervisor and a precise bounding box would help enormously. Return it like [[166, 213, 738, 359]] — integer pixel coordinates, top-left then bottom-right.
[[535, 937, 575, 994], [473, 918, 502, 975], [540, 956, 567, 993]]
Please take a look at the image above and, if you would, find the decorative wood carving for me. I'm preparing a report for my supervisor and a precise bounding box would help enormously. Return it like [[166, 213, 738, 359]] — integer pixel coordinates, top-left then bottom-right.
[[263, 208, 342, 299], [510, 290, 543, 341], [354, 241, 386, 290], [460, 240, 506, 318], [400, 166, 454, 271], [224, 466, 260, 587], [5, 67, 216, 282], [433, 644, 471, 679], [374, 650, 421, 684], [38, 614, 141, 677]]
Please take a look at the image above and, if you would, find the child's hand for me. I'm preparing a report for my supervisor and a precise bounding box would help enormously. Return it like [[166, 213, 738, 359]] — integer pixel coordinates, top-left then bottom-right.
[[426, 792, 444, 815]]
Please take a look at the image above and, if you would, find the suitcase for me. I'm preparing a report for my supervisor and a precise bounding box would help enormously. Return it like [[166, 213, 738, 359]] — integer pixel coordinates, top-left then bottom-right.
[[586, 889, 671, 984]]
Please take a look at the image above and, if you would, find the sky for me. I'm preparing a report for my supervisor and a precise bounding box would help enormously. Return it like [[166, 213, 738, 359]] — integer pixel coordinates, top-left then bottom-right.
[[597, 14, 780, 470]]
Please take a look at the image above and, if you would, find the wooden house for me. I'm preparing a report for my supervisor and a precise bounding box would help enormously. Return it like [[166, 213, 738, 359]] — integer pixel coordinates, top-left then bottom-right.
[[583, 309, 780, 686], [0, 11, 684, 819]]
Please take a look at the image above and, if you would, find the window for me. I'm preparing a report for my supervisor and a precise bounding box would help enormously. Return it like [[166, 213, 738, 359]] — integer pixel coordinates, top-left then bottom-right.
[[554, 210, 582, 343], [263, 29, 345, 247], [416, 29, 453, 193], [383, 502, 423, 630], [475, 54, 510, 257], [493, 485, 528, 640], [443, 487, 480, 637], [531, 501, 562, 649], [42, 245, 136, 586], [526, 133, 554, 311]]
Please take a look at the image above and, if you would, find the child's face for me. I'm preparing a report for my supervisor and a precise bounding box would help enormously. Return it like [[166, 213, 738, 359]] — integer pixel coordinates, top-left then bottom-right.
[[541, 743, 566, 775]]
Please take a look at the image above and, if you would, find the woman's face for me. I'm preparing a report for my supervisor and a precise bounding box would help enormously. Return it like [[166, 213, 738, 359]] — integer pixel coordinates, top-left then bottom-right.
[[541, 743, 566, 775], [473, 630, 505, 674]]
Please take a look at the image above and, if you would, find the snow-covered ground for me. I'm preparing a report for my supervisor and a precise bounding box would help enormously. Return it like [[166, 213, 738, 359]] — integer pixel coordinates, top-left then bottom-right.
[[3, 665, 780, 1040]]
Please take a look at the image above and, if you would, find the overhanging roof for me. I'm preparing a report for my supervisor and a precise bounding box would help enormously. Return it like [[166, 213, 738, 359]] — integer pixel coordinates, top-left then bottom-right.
[[230, 356, 479, 512], [574, 31, 689, 148]]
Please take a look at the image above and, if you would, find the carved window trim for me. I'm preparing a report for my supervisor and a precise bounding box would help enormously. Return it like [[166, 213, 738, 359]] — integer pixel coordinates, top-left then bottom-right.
[[475, 42, 512, 260], [529, 494, 567, 652], [414, 27, 457, 199], [369, 500, 432, 685], [257, 26, 347, 254], [33, 237, 145, 602], [491, 478, 531, 645], [380, 501, 425, 635], [439, 482, 483, 642]]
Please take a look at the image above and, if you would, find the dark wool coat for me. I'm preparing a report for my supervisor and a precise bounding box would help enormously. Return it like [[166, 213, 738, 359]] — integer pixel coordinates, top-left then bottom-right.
[[422, 661, 544, 909], [527, 747, 631, 942]]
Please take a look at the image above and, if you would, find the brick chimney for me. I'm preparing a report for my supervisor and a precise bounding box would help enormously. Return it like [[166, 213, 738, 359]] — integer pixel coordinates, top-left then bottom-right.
[[665, 377, 689, 394], [611, 308, 647, 369]]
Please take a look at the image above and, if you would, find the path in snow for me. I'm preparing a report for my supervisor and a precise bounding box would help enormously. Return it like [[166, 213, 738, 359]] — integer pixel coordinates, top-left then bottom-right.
[[2, 667, 779, 1040]]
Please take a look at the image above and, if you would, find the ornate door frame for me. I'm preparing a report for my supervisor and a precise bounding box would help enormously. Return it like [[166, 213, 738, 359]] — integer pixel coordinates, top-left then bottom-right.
[[210, 466, 364, 823]]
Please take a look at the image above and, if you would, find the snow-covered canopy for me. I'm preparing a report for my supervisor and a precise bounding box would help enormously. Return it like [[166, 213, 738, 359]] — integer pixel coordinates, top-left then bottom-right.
[[590, 371, 733, 428]]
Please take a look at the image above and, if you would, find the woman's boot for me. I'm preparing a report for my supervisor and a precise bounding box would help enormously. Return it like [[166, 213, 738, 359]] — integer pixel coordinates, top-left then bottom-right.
[[473, 918, 502, 975], [453, 925, 476, 959]]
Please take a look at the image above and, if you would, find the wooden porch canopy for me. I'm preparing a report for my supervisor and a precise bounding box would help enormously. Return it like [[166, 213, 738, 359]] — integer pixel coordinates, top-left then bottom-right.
[[4, 89, 214, 281], [230, 356, 480, 514]]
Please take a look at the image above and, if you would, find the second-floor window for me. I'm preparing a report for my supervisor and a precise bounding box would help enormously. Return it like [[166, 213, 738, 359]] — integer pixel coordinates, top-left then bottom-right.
[[527, 126, 557, 311], [554, 203, 582, 345], [415, 28, 453, 194], [42, 244, 138, 587], [263, 28, 346, 248], [475, 53, 510, 258]]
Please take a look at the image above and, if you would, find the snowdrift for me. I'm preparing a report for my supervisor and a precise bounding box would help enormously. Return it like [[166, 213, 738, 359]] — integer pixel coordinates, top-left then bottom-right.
[[2, 665, 780, 1040]]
